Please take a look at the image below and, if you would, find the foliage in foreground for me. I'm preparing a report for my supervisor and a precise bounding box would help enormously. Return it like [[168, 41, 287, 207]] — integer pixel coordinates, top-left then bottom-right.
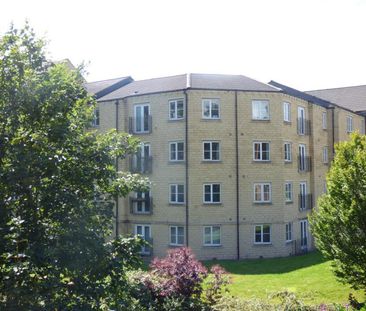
[[127, 247, 230, 310], [310, 133, 366, 292], [0, 24, 148, 309]]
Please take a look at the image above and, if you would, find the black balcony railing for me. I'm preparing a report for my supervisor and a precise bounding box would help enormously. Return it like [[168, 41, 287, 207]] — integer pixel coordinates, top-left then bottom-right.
[[129, 197, 153, 215], [297, 118, 311, 136], [298, 193, 313, 211], [128, 115, 152, 134], [130, 156, 153, 174], [298, 155, 312, 172]]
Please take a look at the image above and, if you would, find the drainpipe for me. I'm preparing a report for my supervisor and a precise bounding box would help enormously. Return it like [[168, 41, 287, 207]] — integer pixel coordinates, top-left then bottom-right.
[[184, 90, 189, 246], [115, 100, 119, 237], [235, 91, 240, 260]]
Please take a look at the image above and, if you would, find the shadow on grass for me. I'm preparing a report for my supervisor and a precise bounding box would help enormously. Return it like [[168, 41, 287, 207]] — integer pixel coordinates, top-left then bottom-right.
[[204, 251, 327, 275]]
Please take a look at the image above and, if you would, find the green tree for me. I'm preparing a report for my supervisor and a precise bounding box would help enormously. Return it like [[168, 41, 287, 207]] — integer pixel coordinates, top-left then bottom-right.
[[0, 24, 148, 310], [310, 133, 366, 293]]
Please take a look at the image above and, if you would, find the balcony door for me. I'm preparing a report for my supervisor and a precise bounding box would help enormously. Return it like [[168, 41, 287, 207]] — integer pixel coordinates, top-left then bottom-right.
[[298, 106, 305, 135], [135, 104, 150, 133], [300, 219, 308, 250], [298, 144, 306, 171], [299, 182, 307, 210], [133, 143, 151, 173], [135, 224, 151, 255]]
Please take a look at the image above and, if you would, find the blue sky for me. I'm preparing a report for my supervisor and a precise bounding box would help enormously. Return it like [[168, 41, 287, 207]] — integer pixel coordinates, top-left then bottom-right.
[[1, 0, 365, 90]]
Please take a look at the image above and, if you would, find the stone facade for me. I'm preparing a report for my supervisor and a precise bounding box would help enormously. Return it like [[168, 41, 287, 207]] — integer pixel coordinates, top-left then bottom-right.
[[93, 74, 365, 260]]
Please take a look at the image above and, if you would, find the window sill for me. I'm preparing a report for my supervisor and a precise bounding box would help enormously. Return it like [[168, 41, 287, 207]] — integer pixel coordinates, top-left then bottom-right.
[[285, 240, 293, 244], [168, 118, 185, 122], [201, 160, 222, 163], [203, 202, 222, 206], [203, 244, 222, 248], [283, 121, 291, 125], [201, 118, 221, 121], [253, 202, 272, 205], [251, 119, 270, 122], [252, 160, 271, 163], [169, 203, 186, 206], [285, 201, 293, 204], [253, 243, 272, 246], [284, 161, 292, 164]]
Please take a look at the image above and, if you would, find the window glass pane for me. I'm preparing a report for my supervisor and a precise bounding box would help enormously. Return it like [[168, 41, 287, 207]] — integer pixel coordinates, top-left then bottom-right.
[[203, 101, 210, 117], [263, 184, 270, 201], [262, 143, 269, 160], [170, 102, 176, 119], [254, 143, 260, 160], [177, 100, 184, 118], [211, 102, 219, 118], [254, 185, 262, 201], [212, 227, 220, 244], [212, 142, 220, 160], [170, 143, 176, 160], [255, 226, 262, 243], [170, 185, 176, 202], [170, 227, 176, 244], [204, 227, 211, 244]]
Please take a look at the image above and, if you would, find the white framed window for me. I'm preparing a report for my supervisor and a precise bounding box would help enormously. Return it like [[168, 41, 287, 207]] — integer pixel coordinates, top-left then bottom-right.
[[253, 183, 271, 203], [254, 224, 271, 244], [253, 142, 270, 161], [134, 104, 150, 133], [169, 99, 184, 120], [322, 112, 327, 129], [135, 224, 152, 255], [91, 107, 100, 127], [170, 184, 185, 204], [347, 116, 353, 133], [285, 222, 292, 242], [202, 99, 220, 119], [284, 142, 292, 162], [284, 182, 293, 202], [252, 100, 269, 120], [203, 141, 220, 161], [323, 147, 328, 164], [170, 226, 185, 246], [283, 102, 291, 122], [169, 141, 184, 161], [203, 184, 221, 204], [203, 226, 221, 246]]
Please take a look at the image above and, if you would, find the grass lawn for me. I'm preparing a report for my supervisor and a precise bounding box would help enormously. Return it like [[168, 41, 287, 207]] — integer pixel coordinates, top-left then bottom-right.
[[205, 252, 365, 305]]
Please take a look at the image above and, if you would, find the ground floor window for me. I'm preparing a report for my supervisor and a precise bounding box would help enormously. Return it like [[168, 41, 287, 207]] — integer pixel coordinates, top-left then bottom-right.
[[203, 226, 221, 246], [170, 226, 184, 246], [254, 224, 271, 244]]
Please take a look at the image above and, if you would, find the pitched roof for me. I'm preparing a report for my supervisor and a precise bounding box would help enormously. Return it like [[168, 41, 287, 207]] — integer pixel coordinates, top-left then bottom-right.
[[98, 73, 279, 101], [268, 81, 331, 108], [84, 76, 133, 99], [306, 85, 366, 113]]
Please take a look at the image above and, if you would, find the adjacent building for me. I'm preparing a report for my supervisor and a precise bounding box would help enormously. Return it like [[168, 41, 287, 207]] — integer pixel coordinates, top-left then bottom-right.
[[86, 74, 365, 260]]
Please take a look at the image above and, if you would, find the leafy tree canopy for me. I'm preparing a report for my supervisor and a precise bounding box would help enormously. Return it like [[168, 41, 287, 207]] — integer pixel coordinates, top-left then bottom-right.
[[0, 24, 149, 310], [310, 132, 366, 292]]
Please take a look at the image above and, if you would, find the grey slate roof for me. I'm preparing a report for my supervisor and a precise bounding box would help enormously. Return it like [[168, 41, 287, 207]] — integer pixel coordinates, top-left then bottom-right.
[[306, 85, 366, 113], [84, 76, 133, 99], [269, 81, 331, 109], [98, 73, 279, 101]]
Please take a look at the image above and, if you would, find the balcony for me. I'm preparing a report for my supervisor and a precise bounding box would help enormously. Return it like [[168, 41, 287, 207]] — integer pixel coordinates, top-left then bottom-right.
[[130, 197, 153, 215], [298, 193, 313, 211], [129, 115, 152, 134], [297, 118, 311, 136], [298, 155, 312, 172], [130, 156, 153, 174]]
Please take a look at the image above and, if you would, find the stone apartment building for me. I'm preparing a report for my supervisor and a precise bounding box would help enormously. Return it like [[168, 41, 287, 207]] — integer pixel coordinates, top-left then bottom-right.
[[85, 73, 365, 260]]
